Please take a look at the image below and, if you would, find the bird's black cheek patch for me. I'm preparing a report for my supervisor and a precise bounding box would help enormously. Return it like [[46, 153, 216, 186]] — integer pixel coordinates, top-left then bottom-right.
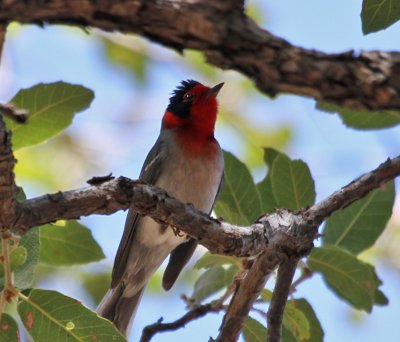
[[167, 102, 191, 118]]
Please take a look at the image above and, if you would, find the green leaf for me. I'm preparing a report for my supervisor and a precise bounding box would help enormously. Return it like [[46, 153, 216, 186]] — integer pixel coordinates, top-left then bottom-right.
[[269, 153, 316, 210], [323, 181, 395, 254], [12, 229, 40, 289], [317, 102, 400, 129], [283, 300, 310, 341], [40, 221, 105, 266], [192, 265, 238, 303], [282, 326, 297, 342], [256, 148, 280, 213], [362, 0, 400, 34], [367, 264, 389, 306], [242, 317, 267, 342], [5, 82, 94, 150], [82, 272, 111, 305], [16, 186, 27, 200], [289, 299, 324, 342], [260, 289, 273, 302], [0, 314, 19, 342], [0, 244, 28, 280], [307, 246, 377, 311], [374, 289, 389, 306], [102, 38, 148, 83], [214, 151, 262, 225], [18, 289, 126, 342], [194, 252, 241, 270], [10, 246, 28, 271]]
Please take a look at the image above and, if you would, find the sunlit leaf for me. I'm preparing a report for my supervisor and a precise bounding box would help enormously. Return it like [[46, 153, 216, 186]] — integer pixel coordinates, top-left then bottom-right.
[[308, 246, 377, 311], [40, 221, 105, 266], [290, 299, 324, 342], [362, 0, 400, 34], [323, 181, 395, 254], [192, 265, 238, 303], [283, 300, 310, 341], [317, 102, 400, 129], [9, 229, 40, 289], [242, 317, 267, 342], [5, 82, 94, 150], [18, 289, 125, 341], [0, 314, 19, 342], [214, 151, 262, 225], [10, 246, 27, 271]]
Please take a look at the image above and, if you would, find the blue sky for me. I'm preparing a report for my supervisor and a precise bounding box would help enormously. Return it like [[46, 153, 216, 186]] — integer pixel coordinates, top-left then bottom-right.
[[0, 1, 399, 341]]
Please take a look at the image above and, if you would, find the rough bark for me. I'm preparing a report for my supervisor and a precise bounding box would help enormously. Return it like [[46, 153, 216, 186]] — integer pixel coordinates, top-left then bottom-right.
[[0, 0, 400, 110], [0, 116, 17, 229], [267, 257, 299, 342]]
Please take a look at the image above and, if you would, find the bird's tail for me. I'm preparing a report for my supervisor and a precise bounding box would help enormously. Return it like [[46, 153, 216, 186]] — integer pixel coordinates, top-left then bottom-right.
[[97, 284, 145, 337]]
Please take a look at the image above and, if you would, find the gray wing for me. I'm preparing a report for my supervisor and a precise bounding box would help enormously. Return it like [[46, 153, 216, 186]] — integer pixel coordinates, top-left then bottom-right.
[[111, 137, 164, 288], [162, 171, 224, 290]]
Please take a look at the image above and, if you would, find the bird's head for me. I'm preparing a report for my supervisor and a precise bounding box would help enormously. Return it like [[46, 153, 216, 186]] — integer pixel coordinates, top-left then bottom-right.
[[162, 80, 224, 140]]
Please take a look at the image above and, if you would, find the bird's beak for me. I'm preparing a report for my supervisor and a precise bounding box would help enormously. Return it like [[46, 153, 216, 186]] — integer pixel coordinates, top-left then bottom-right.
[[207, 82, 224, 97]]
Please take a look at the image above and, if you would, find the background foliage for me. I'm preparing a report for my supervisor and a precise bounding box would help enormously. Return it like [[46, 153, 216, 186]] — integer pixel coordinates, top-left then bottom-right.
[[0, 1, 399, 341]]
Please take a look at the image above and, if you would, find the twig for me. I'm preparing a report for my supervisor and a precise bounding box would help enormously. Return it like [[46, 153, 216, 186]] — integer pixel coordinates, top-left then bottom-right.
[[141, 272, 238, 341], [304, 157, 400, 224], [289, 261, 313, 294], [140, 303, 219, 342], [267, 257, 299, 342], [0, 231, 18, 319], [0, 103, 28, 123], [140, 299, 225, 342]]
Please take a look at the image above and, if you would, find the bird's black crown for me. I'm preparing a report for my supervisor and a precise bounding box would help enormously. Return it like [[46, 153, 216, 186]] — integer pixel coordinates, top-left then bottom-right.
[[167, 80, 201, 118]]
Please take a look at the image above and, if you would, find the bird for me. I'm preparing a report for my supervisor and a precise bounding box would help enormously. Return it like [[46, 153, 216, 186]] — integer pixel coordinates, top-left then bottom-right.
[[97, 79, 225, 337]]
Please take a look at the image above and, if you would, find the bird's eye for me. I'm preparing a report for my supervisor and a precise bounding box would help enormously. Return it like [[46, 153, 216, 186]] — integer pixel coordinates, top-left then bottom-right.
[[183, 93, 194, 102]]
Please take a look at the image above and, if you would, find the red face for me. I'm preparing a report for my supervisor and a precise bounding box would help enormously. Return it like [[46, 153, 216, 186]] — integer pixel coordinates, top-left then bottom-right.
[[162, 81, 223, 140]]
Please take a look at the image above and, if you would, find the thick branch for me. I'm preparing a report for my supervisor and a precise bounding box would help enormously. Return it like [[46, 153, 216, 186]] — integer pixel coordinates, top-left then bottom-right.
[[0, 114, 17, 228], [10, 155, 400, 257], [13, 177, 269, 256], [267, 257, 299, 342], [216, 247, 279, 342], [1, 1, 400, 110]]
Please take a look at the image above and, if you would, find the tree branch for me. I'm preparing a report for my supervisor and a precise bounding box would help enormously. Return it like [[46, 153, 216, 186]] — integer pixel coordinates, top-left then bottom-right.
[[267, 256, 299, 342], [1, 1, 400, 110], [216, 247, 280, 342], [8, 155, 399, 255], [0, 114, 18, 229], [304, 157, 400, 225], [140, 300, 223, 342], [0, 104, 28, 123]]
